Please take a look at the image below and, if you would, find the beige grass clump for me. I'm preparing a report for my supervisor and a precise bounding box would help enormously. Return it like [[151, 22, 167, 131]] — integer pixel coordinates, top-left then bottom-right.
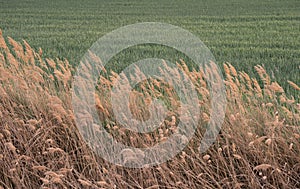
[[0, 30, 299, 188]]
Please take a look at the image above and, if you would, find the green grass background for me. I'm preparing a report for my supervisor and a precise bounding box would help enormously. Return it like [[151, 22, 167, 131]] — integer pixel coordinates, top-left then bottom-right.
[[0, 0, 299, 93]]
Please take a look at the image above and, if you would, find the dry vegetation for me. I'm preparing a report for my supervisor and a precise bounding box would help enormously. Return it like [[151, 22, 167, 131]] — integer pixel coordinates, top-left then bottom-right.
[[0, 29, 299, 188]]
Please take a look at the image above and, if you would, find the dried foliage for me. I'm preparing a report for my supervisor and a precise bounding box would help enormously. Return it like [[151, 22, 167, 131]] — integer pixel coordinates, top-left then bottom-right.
[[0, 30, 299, 188]]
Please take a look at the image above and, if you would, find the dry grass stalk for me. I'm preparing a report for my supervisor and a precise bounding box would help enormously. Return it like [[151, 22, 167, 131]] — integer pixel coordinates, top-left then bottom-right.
[[253, 164, 273, 171], [287, 80, 300, 91]]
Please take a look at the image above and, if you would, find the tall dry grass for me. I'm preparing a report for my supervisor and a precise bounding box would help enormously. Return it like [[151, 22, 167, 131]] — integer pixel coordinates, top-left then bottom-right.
[[0, 29, 299, 188]]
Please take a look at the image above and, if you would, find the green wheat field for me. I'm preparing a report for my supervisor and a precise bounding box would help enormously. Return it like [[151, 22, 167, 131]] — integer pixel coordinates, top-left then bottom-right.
[[1, 0, 299, 88]]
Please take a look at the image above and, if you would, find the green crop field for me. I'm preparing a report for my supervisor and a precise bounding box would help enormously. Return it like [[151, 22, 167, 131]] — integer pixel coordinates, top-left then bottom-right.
[[0, 0, 299, 89]]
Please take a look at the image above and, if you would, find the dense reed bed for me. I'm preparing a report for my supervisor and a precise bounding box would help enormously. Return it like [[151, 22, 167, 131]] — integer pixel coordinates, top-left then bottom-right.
[[0, 30, 299, 188]]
